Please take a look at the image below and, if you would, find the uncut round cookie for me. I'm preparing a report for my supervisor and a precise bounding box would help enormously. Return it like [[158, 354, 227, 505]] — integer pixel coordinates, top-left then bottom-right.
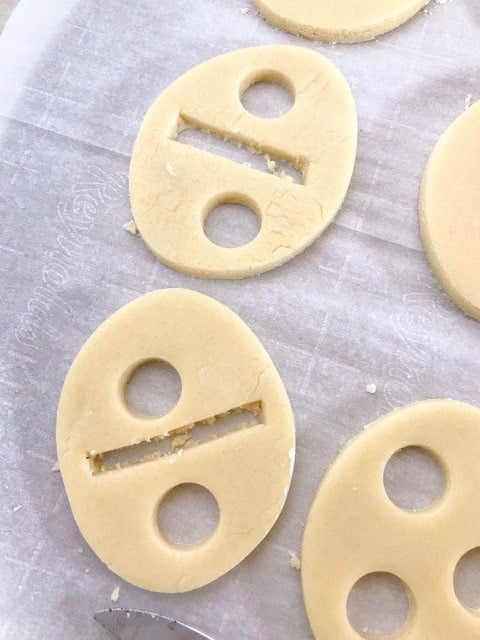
[[57, 289, 295, 592], [129, 45, 357, 279], [420, 101, 480, 321], [254, 0, 429, 43], [302, 400, 480, 639]]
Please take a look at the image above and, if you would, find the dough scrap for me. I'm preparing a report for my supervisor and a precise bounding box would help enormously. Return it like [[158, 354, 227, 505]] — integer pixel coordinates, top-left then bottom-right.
[[420, 101, 480, 321], [130, 45, 357, 279], [302, 400, 480, 639], [57, 289, 295, 593], [254, 0, 429, 43]]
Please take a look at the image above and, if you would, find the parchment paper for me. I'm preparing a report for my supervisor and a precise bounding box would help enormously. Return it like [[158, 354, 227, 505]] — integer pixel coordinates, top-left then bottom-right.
[[0, 1, 479, 638]]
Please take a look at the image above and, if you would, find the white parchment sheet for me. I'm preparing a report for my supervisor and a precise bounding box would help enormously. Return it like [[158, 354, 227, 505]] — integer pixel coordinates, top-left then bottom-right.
[[0, 1, 479, 638]]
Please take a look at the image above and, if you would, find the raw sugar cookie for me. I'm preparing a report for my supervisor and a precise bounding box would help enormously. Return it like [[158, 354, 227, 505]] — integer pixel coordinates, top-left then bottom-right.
[[420, 101, 480, 321], [57, 289, 295, 592], [254, 0, 430, 43], [302, 400, 480, 639], [130, 45, 357, 278]]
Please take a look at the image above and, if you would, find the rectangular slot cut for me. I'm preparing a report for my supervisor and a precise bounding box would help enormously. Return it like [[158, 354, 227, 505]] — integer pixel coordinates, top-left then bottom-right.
[[175, 114, 304, 184], [89, 401, 263, 475]]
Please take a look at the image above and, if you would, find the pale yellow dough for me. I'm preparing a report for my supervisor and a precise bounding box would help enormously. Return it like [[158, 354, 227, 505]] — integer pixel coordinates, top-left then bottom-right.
[[57, 289, 295, 592], [302, 400, 480, 639], [420, 101, 480, 321], [130, 45, 357, 279], [254, 0, 429, 43]]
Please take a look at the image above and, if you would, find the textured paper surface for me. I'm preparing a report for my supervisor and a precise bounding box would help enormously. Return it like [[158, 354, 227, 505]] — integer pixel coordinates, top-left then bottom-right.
[[0, 1, 479, 638]]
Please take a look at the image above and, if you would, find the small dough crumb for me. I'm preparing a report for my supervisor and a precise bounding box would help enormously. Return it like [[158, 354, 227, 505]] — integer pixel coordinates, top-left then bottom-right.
[[13, 505, 21, 513], [166, 163, 176, 177], [171, 433, 191, 451], [240, 7, 250, 15], [76, 546, 83, 554], [279, 170, 294, 183], [366, 384, 377, 394], [110, 586, 120, 602], [51, 460, 60, 472], [465, 94, 473, 111], [289, 551, 301, 570], [264, 154, 277, 173], [123, 220, 138, 236]]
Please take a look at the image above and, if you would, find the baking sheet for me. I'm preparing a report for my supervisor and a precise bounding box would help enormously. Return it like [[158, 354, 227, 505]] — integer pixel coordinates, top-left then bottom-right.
[[1, 0, 479, 638]]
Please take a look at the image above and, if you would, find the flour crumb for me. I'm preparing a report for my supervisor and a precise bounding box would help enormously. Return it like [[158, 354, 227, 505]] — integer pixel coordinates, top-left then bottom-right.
[[289, 552, 301, 570], [366, 383, 377, 395], [123, 220, 138, 235], [279, 170, 294, 183], [465, 94, 473, 110], [171, 433, 191, 451], [264, 154, 277, 173], [240, 7, 250, 15], [76, 546, 83, 554], [51, 460, 60, 472], [166, 163, 176, 177], [425, 0, 448, 11], [110, 586, 120, 602], [12, 505, 21, 513]]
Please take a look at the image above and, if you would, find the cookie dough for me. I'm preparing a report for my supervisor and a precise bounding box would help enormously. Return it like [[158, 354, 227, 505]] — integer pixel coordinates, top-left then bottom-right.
[[302, 400, 480, 639], [57, 289, 295, 592], [420, 101, 480, 321], [254, 0, 429, 43], [130, 45, 357, 278]]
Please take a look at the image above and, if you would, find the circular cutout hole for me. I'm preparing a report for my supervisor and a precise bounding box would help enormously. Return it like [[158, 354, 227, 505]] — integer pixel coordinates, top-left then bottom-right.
[[241, 76, 294, 118], [158, 483, 220, 546], [125, 360, 181, 418], [454, 547, 480, 610], [347, 572, 410, 637], [384, 446, 445, 511], [204, 201, 260, 248]]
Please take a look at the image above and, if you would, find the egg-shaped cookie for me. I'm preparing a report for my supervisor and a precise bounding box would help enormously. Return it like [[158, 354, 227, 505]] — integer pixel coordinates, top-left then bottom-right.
[[57, 289, 295, 592], [130, 45, 357, 278]]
